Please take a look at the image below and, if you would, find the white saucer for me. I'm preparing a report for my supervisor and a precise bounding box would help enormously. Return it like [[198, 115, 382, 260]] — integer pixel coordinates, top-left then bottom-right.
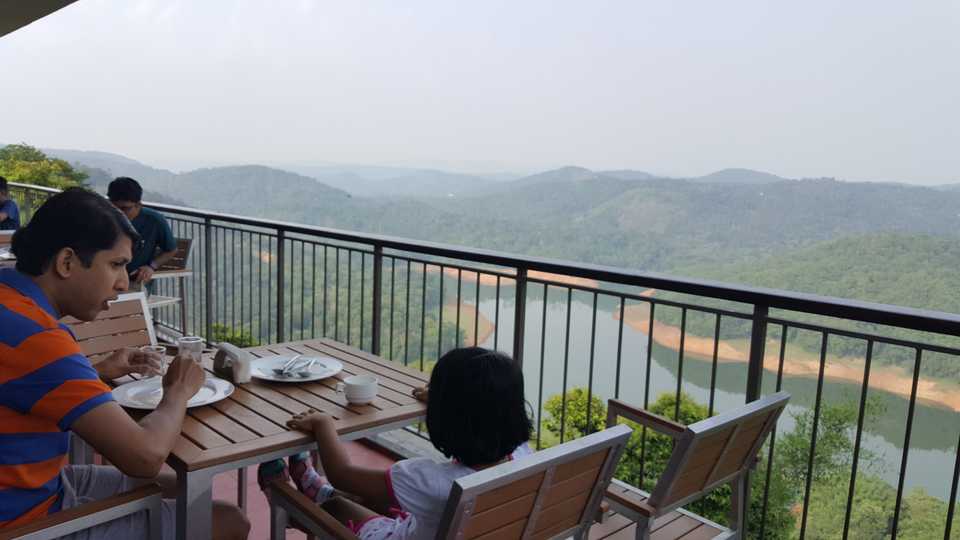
[[113, 376, 234, 410], [250, 355, 344, 382]]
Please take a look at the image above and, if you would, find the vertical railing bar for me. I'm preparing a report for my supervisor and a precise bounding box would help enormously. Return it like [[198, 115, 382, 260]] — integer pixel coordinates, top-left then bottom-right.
[[759, 324, 789, 540], [239, 231, 244, 340], [842, 340, 875, 540], [204, 218, 213, 341], [614, 297, 625, 400], [322, 246, 328, 338], [944, 430, 960, 540], [494, 276, 501, 351], [360, 252, 366, 349], [536, 284, 548, 450], [419, 263, 426, 371], [299, 241, 305, 340], [746, 304, 769, 403], [473, 271, 480, 346], [389, 256, 396, 359], [404, 260, 411, 365], [559, 287, 573, 443], [637, 301, 656, 491], [275, 230, 285, 343], [231, 229, 236, 333], [334, 248, 340, 342], [347, 250, 354, 346], [311, 244, 317, 339], [585, 292, 598, 434], [371, 245, 383, 355], [512, 268, 528, 368], [257, 234, 263, 342], [890, 348, 924, 540], [437, 265, 445, 361], [455, 269, 462, 348], [674, 307, 687, 421], [708, 313, 721, 416], [799, 331, 830, 540]]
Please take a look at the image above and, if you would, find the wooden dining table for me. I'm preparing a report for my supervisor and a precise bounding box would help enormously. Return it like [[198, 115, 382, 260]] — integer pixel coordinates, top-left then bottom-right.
[[120, 338, 429, 540]]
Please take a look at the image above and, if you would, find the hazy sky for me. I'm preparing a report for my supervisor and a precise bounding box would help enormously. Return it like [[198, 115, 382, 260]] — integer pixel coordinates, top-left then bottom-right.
[[1, 0, 958, 182]]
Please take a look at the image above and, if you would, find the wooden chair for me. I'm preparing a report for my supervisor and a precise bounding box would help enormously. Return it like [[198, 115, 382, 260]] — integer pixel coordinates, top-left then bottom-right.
[[602, 392, 790, 540], [62, 292, 157, 364], [61, 292, 156, 464], [0, 483, 162, 540], [147, 237, 193, 335], [267, 424, 633, 540]]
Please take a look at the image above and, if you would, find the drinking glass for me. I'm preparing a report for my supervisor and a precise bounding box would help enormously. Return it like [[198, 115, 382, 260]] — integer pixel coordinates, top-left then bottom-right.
[[140, 345, 169, 375], [177, 336, 204, 364]]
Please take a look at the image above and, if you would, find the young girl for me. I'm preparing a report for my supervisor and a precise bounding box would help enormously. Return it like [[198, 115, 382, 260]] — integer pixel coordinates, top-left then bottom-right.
[[259, 347, 533, 540]]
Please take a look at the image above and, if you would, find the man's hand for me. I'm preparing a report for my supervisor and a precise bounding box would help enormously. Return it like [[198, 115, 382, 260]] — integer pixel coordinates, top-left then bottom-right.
[[133, 265, 155, 283], [161, 354, 205, 403], [412, 386, 429, 403], [287, 409, 333, 433], [96, 347, 164, 381]]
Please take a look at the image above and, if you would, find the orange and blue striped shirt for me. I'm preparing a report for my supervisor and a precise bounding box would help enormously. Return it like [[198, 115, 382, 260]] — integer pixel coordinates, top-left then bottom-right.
[[0, 268, 114, 529]]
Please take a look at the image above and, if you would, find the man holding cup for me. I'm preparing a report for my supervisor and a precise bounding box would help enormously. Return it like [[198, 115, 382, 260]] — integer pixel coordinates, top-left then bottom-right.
[[0, 189, 248, 539]]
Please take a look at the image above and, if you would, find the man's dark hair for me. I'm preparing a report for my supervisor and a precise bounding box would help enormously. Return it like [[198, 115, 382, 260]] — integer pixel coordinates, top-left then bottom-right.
[[0, 175, 8, 194], [107, 177, 143, 203], [426, 347, 533, 467], [12, 188, 141, 276]]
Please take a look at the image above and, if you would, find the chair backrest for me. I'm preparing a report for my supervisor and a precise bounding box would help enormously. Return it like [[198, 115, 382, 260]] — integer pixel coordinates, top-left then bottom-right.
[[646, 392, 790, 512], [436, 424, 632, 540], [61, 292, 157, 364], [156, 237, 192, 272]]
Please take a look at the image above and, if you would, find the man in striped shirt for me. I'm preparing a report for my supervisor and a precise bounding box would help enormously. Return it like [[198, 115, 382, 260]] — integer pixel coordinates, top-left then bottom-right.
[[0, 188, 249, 539]]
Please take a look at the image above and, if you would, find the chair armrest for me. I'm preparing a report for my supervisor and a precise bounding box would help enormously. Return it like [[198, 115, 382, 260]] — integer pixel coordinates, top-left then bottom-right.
[[604, 486, 658, 518], [269, 479, 358, 540], [0, 484, 162, 540], [607, 399, 686, 438]]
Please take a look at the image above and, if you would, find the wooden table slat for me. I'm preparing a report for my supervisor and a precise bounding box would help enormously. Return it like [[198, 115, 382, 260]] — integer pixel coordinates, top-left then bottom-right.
[[180, 416, 232, 450], [317, 339, 430, 382], [208, 397, 286, 438], [189, 406, 260, 444], [308, 341, 429, 387]]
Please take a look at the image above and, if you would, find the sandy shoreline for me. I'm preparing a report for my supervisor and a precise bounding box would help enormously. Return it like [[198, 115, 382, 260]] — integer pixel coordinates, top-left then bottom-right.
[[432, 266, 600, 289], [614, 299, 960, 412], [443, 301, 496, 346]]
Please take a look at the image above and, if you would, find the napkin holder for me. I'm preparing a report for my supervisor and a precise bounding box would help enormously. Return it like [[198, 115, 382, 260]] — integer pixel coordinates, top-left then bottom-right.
[[213, 343, 253, 384]]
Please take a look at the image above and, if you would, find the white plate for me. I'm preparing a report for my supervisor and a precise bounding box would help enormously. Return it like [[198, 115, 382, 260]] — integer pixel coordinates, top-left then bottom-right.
[[113, 376, 234, 410], [250, 355, 344, 382]]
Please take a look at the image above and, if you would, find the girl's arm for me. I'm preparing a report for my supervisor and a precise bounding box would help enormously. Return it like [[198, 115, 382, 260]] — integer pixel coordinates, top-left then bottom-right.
[[288, 410, 396, 514]]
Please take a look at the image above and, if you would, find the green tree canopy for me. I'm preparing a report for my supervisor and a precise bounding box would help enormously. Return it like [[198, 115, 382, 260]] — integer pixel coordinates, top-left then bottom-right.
[[0, 143, 87, 189]]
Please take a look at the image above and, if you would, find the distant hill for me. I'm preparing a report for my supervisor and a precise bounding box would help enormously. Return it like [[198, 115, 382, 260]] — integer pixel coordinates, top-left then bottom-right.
[[43, 147, 176, 188], [269, 163, 497, 198], [35, 146, 960, 276], [601, 169, 657, 181], [694, 168, 786, 184]]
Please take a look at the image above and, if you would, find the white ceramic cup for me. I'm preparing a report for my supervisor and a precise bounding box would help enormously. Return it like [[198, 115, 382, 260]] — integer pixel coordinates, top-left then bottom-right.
[[140, 345, 169, 375], [342, 375, 378, 405], [177, 336, 204, 364]]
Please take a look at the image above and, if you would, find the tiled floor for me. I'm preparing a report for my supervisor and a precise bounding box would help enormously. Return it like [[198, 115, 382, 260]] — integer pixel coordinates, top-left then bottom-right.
[[210, 441, 397, 540]]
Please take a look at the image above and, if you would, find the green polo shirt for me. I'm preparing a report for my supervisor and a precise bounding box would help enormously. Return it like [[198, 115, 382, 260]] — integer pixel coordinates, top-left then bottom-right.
[[128, 207, 175, 273]]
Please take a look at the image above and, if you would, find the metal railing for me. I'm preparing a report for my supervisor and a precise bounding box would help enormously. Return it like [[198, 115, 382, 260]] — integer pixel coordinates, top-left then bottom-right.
[[9, 181, 960, 539]]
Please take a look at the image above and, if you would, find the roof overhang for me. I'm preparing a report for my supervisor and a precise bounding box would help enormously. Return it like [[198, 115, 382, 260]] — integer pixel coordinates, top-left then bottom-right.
[[1, 0, 80, 38]]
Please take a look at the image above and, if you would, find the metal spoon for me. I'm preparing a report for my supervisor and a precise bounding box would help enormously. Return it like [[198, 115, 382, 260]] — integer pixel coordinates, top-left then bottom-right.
[[294, 358, 317, 378], [272, 354, 302, 376]]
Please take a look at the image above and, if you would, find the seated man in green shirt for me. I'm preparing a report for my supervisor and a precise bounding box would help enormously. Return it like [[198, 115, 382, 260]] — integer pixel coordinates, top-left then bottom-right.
[[107, 177, 177, 289]]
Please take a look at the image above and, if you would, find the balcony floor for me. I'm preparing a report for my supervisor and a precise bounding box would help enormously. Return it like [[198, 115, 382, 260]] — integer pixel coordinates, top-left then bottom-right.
[[211, 440, 396, 539]]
